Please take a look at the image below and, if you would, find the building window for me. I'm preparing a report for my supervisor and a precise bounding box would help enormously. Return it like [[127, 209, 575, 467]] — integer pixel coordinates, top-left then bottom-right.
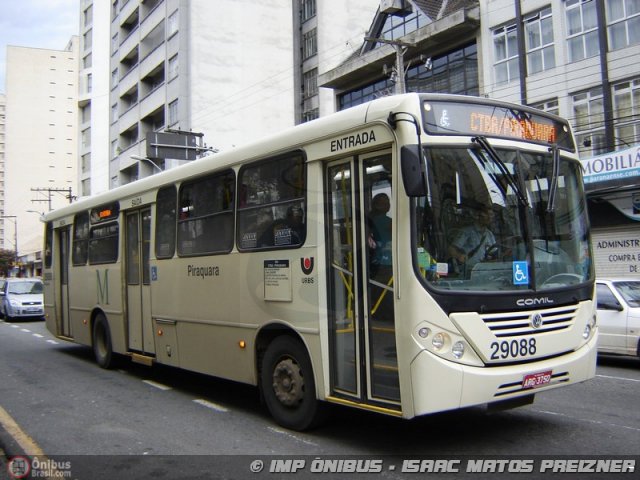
[[531, 98, 560, 116], [301, 0, 316, 22], [111, 33, 119, 53], [169, 99, 179, 125], [111, 140, 118, 158], [607, 0, 640, 50], [303, 68, 317, 98], [612, 78, 640, 148], [168, 54, 178, 80], [86, 73, 92, 94], [111, 69, 118, 87], [83, 53, 92, 69], [493, 24, 519, 86], [406, 44, 478, 95], [82, 128, 91, 149], [525, 7, 555, 74], [302, 28, 317, 59], [302, 109, 319, 123], [84, 5, 93, 28], [168, 10, 179, 37], [377, 9, 429, 46], [111, 103, 118, 123], [566, 0, 599, 62], [572, 87, 605, 156], [83, 29, 92, 51]]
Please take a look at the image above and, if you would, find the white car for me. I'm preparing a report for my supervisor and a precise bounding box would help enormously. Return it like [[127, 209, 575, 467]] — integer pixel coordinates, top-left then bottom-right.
[[596, 278, 640, 359], [0, 278, 45, 321]]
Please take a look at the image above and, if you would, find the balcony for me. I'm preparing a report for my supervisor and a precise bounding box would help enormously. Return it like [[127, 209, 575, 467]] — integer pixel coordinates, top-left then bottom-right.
[[140, 85, 166, 120], [141, 0, 165, 40], [119, 29, 140, 64], [139, 44, 165, 81]]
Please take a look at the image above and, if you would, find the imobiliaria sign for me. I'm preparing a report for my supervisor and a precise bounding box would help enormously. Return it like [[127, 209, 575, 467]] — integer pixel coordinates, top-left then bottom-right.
[[581, 144, 640, 185]]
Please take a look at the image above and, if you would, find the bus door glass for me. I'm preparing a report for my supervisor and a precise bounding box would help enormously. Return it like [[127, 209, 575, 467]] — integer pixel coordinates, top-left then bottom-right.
[[326, 152, 399, 406], [125, 208, 154, 354], [59, 227, 72, 337]]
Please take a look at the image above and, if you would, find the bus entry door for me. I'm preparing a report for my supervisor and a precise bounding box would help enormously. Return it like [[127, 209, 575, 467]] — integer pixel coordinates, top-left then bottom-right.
[[125, 209, 154, 354], [326, 153, 400, 407], [58, 227, 72, 337]]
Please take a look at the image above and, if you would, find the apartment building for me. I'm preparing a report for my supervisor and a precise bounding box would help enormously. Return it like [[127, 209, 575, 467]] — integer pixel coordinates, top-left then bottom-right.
[[0, 94, 5, 249], [78, 0, 376, 191], [3, 40, 79, 272]]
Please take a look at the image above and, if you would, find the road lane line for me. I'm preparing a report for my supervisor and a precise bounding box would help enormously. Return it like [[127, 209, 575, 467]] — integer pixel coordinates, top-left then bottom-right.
[[596, 373, 640, 383], [33, 334, 44, 338], [20, 329, 31, 333], [142, 380, 172, 391], [534, 408, 640, 433], [0, 404, 47, 457], [46, 340, 59, 345], [267, 426, 319, 446], [193, 399, 228, 412]]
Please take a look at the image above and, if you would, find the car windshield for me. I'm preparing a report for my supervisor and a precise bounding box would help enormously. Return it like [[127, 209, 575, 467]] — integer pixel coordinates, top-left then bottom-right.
[[613, 281, 640, 307], [7, 281, 43, 295], [414, 146, 592, 292]]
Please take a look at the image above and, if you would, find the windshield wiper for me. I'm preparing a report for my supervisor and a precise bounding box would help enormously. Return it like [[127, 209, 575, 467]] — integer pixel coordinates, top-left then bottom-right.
[[473, 136, 528, 206], [546, 145, 560, 212]]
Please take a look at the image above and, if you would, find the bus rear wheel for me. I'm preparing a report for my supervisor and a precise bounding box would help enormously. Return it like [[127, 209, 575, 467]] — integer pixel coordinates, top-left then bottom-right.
[[261, 336, 319, 431], [92, 313, 115, 369]]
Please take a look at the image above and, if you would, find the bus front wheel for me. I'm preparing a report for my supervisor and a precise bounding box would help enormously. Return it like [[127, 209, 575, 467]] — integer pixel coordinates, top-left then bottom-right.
[[261, 336, 319, 431], [92, 313, 115, 369]]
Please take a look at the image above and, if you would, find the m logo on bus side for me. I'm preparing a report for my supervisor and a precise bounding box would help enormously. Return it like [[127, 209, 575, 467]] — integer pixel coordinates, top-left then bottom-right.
[[301, 257, 314, 275]]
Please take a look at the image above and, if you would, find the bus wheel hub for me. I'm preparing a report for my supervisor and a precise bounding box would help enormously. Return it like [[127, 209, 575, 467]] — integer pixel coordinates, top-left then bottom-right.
[[272, 359, 303, 406]]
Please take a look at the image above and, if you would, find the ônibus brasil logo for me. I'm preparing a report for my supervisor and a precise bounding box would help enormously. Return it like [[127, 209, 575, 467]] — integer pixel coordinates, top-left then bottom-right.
[[7, 456, 30, 479]]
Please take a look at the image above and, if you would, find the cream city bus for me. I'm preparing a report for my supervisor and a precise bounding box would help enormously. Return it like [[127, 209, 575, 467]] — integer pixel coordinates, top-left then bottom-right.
[[43, 93, 597, 430]]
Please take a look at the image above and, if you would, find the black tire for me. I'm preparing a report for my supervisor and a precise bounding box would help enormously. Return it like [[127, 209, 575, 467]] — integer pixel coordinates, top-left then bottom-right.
[[261, 336, 320, 431], [92, 313, 115, 369]]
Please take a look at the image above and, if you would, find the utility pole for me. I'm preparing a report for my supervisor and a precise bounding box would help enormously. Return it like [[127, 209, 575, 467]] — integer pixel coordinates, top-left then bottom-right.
[[365, 37, 416, 94], [30, 187, 74, 212]]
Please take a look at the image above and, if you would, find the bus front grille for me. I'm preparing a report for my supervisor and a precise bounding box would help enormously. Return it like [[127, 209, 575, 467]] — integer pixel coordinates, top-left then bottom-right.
[[481, 305, 578, 338]]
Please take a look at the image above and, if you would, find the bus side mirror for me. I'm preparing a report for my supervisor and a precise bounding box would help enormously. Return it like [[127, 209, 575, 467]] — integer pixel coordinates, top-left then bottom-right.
[[401, 145, 427, 197]]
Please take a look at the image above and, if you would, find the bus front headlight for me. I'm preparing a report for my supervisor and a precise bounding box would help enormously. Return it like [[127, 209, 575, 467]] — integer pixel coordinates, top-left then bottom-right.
[[452, 341, 465, 359], [432, 332, 448, 350]]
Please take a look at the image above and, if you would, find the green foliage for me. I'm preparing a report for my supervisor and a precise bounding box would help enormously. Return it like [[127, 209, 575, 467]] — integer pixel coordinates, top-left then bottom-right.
[[0, 248, 16, 277]]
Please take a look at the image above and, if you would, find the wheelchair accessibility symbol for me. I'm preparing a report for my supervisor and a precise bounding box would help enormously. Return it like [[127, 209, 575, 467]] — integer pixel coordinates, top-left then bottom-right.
[[513, 261, 529, 285]]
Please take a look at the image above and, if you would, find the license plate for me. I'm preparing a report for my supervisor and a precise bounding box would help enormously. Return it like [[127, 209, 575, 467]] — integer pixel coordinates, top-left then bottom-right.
[[522, 370, 552, 389]]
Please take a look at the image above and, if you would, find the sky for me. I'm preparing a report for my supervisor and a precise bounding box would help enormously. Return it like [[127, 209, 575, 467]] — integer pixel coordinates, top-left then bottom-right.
[[0, 0, 79, 93]]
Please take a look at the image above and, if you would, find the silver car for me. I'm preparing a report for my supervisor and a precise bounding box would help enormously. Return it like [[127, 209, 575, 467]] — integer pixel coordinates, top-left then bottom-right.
[[1, 278, 45, 321], [596, 278, 640, 359]]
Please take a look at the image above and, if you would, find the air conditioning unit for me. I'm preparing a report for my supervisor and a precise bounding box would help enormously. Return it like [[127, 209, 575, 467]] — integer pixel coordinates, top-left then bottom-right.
[[380, 0, 413, 16]]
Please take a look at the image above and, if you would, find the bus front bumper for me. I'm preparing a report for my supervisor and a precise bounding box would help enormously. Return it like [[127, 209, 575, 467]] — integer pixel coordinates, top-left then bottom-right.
[[408, 334, 598, 418]]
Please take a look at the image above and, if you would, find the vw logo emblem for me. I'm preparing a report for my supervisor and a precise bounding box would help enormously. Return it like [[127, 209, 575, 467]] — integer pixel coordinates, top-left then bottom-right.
[[531, 313, 543, 329]]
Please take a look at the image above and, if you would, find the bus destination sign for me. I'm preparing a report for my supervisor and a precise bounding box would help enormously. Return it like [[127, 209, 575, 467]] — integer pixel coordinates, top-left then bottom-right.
[[422, 101, 575, 151]]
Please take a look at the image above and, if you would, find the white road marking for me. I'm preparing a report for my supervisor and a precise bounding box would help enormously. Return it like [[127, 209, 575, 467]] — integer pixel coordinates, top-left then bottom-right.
[[193, 399, 229, 412], [142, 380, 172, 391], [534, 409, 640, 433], [20, 329, 31, 333], [46, 339, 59, 345], [32, 334, 44, 338], [267, 426, 319, 447], [596, 373, 640, 383]]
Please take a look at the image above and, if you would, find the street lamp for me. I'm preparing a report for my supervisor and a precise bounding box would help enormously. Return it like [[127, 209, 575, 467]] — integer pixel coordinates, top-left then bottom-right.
[[131, 154, 163, 173], [0, 215, 18, 273]]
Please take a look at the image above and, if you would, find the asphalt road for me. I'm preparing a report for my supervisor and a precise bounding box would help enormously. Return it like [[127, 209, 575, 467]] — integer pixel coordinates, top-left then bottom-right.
[[0, 318, 638, 479]]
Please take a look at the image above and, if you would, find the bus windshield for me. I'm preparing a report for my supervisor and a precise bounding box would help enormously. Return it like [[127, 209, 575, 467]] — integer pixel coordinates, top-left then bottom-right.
[[414, 145, 592, 292]]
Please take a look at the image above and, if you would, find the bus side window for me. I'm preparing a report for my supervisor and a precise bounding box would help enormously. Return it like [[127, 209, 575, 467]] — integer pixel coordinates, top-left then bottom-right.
[[237, 152, 306, 251], [177, 170, 235, 256], [155, 185, 177, 259]]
